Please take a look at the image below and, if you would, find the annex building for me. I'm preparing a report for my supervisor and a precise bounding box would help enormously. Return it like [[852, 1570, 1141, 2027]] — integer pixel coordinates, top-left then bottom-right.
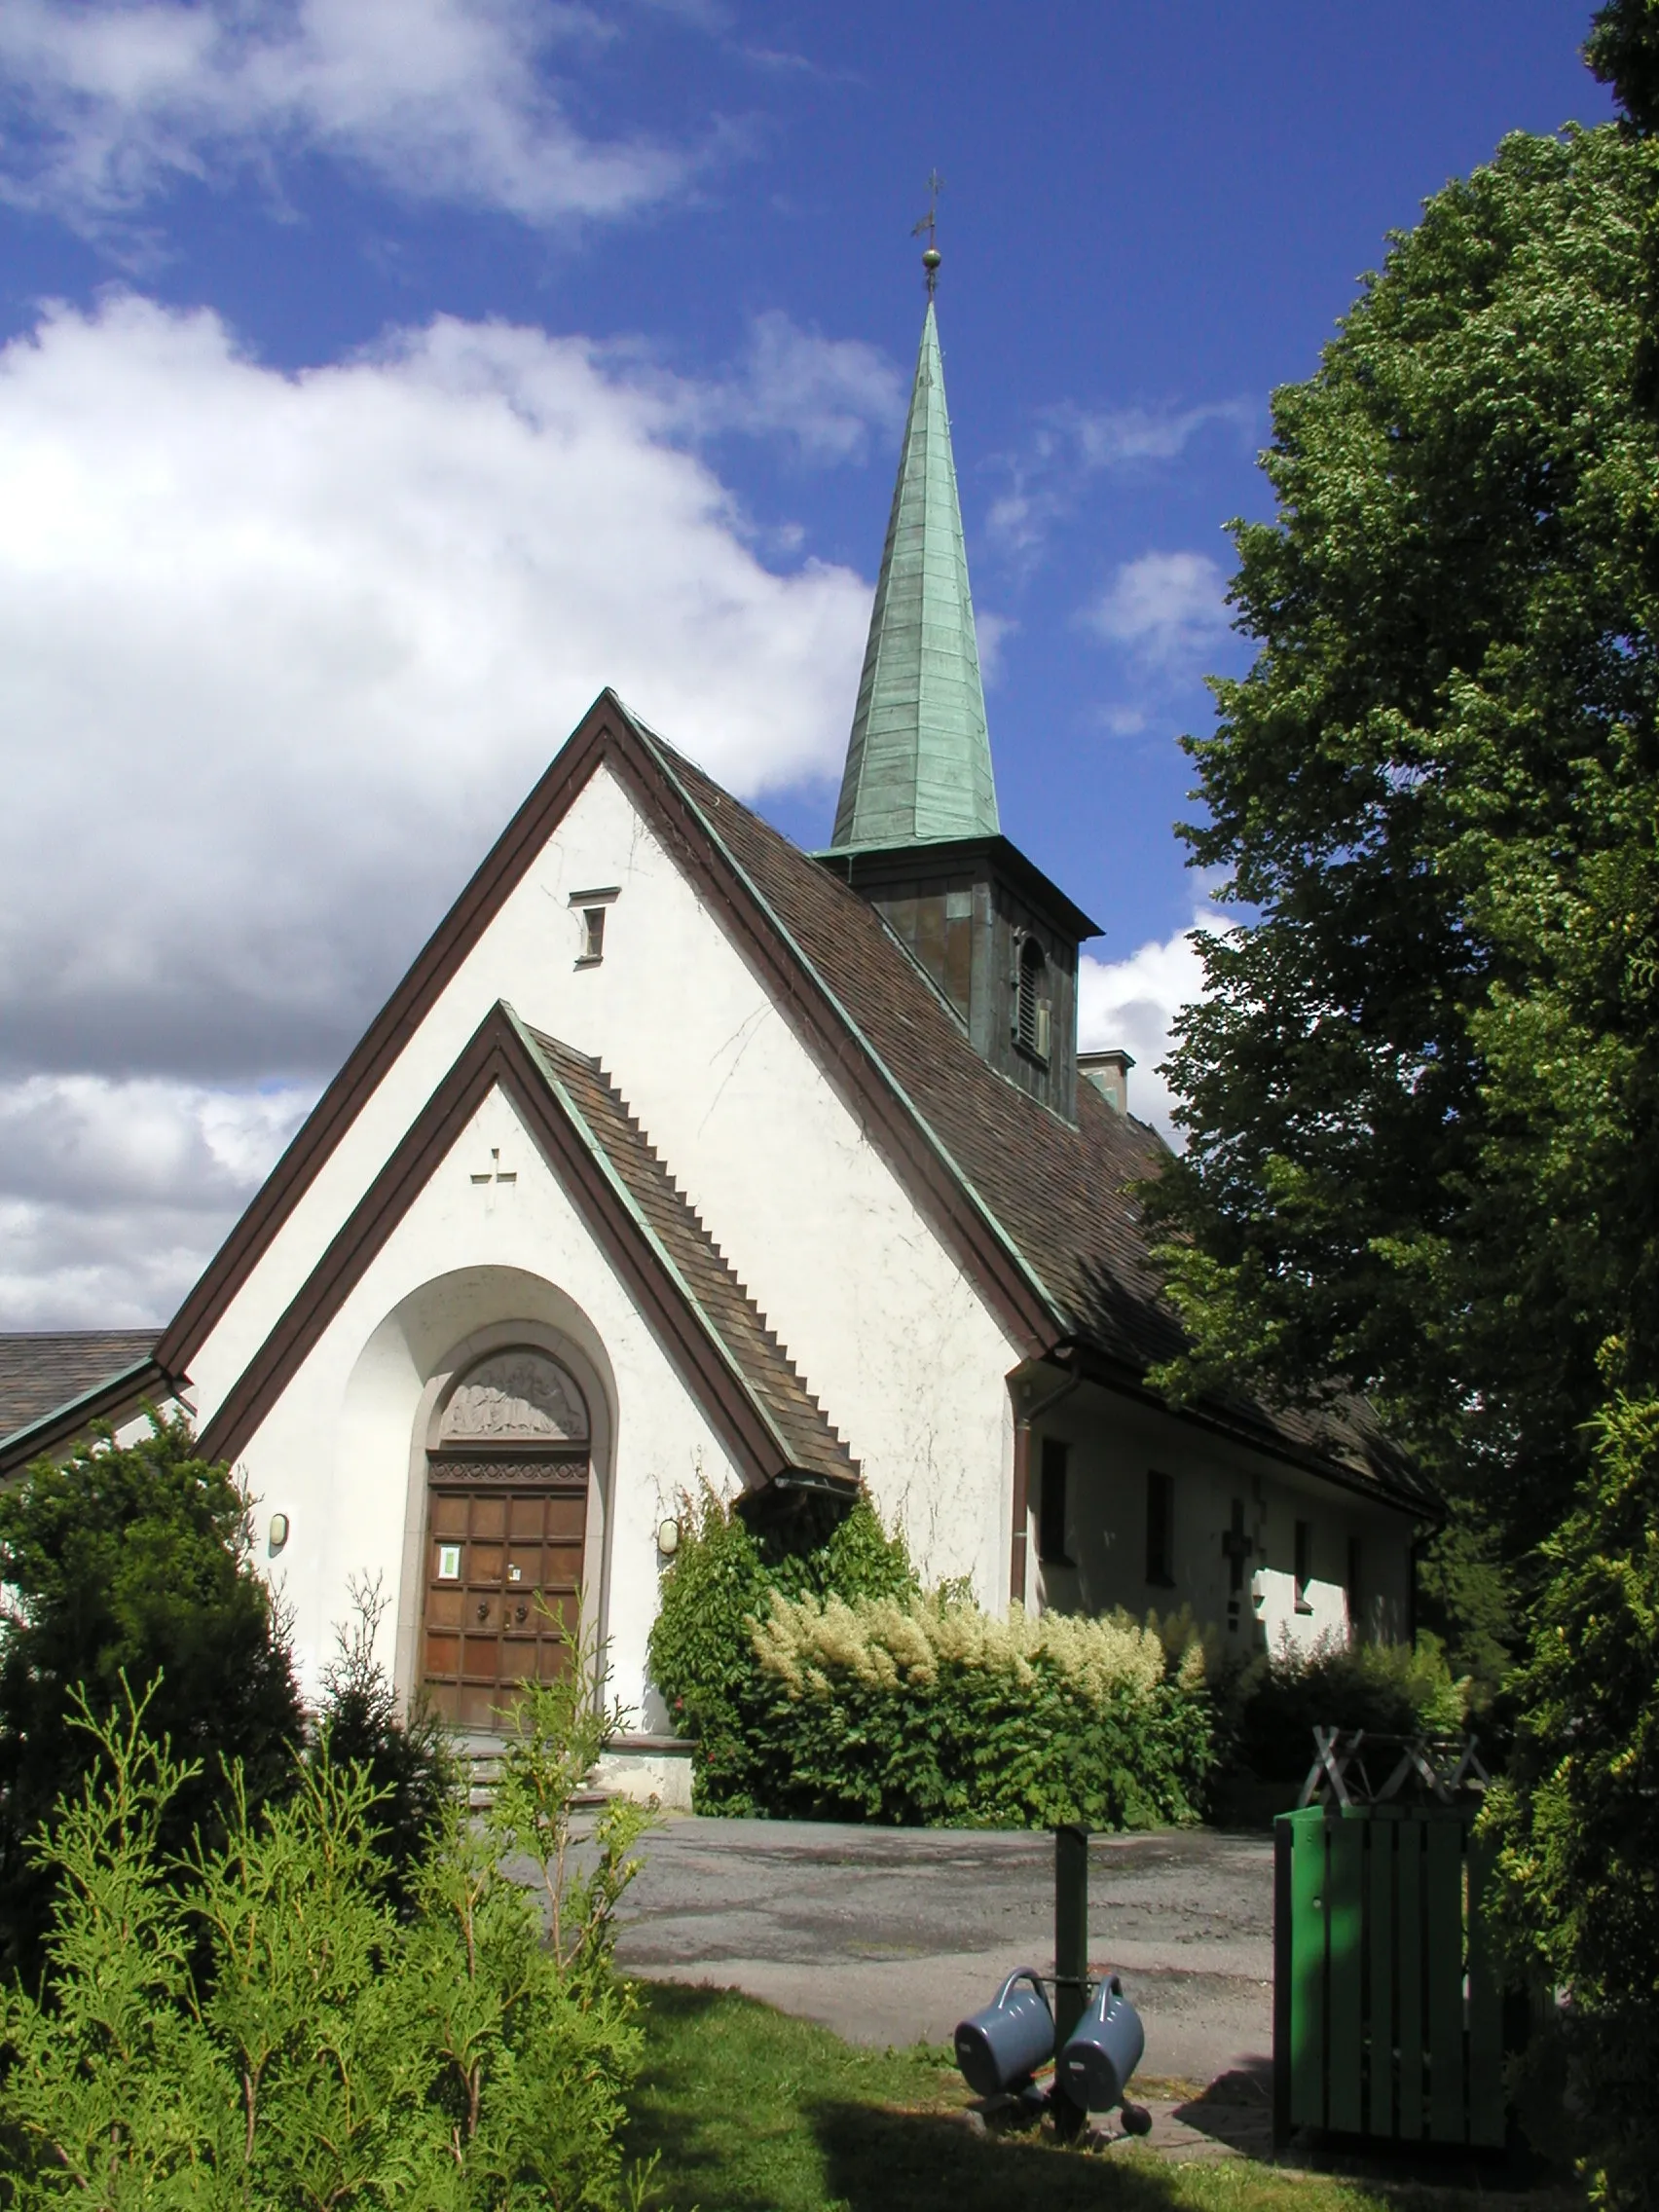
[[0, 288, 1429, 1802]]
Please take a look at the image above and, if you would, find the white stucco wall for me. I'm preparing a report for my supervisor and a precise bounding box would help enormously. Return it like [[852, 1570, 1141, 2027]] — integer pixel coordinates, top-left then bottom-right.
[[225, 1084, 745, 1720], [1028, 1382, 1414, 1654], [189, 759, 1023, 1625]]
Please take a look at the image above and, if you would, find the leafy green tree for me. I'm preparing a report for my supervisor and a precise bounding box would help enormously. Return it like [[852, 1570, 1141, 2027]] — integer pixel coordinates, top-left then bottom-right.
[[1588, 0, 1659, 134], [1146, 126, 1659, 1643], [0, 1415, 305, 1982], [1484, 1391, 1659, 2208]]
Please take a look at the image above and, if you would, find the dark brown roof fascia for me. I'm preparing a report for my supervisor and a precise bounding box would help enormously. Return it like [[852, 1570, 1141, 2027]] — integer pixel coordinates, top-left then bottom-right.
[[197, 1006, 798, 1489], [0, 1358, 178, 1479], [158, 693, 627, 1378], [1055, 1338, 1437, 1523]]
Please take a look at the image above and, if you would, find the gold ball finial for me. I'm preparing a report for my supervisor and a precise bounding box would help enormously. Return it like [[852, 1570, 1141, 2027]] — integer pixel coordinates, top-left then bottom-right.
[[922, 246, 941, 272]]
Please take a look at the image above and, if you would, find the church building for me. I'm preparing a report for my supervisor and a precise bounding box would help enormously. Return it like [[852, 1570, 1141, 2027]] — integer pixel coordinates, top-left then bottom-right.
[[0, 277, 1430, 1803]]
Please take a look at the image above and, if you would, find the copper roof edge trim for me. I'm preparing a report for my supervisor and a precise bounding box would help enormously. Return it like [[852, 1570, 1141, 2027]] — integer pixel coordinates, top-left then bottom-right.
[[0, 1355, 178, 1472], [509, 1009, 842, 1485]]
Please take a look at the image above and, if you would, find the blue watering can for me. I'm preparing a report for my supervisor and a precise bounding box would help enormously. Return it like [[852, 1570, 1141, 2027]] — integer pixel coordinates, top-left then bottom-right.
[[953, 1968, 1055, 2096], [1057, 1972, 1146, 2116]]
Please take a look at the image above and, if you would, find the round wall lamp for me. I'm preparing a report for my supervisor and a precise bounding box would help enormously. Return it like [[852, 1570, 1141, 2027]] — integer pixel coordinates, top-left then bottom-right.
[[655, 1516, 681, 1558], [268, 1511, 290, 1556]]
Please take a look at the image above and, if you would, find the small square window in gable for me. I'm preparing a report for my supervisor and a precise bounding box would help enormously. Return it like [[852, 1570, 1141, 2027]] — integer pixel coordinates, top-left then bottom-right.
[[570, 885, 619, 968]]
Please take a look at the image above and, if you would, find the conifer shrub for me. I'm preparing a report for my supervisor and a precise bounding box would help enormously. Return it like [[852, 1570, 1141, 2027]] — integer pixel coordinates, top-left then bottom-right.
[[647, 1487, 1212, 1825], [0, 1414, 306, 1983], [0, 1664, 655, 2208]]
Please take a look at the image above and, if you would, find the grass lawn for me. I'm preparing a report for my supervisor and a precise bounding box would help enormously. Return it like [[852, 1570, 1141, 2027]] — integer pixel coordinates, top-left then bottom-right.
[[625, 1981, 1558, 2212]]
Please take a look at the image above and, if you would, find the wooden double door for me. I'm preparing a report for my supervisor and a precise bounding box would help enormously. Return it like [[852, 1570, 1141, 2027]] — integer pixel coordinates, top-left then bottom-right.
[[420, 1453, 588, 1728]]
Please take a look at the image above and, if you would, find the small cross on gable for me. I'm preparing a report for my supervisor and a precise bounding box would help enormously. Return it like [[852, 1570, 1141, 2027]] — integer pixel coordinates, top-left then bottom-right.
[[469, 1147, 516, 1187]]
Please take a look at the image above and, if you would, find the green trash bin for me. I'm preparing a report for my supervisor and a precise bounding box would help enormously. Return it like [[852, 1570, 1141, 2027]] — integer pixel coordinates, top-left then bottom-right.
[[1272, 1804, 1508, 2150]]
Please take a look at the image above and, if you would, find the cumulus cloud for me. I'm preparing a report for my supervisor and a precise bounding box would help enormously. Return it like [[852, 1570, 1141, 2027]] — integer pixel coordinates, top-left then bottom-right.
[[667, 310, 906, 465], [1078, 917, 1214, 1143], [1087, 549, 1232, 671], [0, 1075, 313, 1327], [0, 293, 873, 1099], [0, 0, 701, 234]]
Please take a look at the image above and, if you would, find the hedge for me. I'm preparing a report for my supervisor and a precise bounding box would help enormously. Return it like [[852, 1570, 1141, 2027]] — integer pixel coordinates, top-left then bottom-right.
[[648, 1487, 1212, 1827]]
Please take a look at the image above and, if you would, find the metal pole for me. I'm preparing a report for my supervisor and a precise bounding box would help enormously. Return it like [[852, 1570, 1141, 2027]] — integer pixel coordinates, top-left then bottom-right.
[[1053, 1825, 1089, 2051]]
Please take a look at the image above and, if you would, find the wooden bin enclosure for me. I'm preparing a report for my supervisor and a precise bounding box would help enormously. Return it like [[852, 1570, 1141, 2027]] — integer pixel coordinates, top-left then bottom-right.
[[1272, 1805, 1506, 2150]]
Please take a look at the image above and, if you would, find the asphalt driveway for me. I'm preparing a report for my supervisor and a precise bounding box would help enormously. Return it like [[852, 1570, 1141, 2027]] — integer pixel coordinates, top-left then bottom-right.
[[613, 1819, 1272, 2089]]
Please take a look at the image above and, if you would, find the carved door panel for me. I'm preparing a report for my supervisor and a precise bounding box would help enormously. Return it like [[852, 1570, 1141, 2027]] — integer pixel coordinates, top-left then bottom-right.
[[421, 1458, 588, 1729]]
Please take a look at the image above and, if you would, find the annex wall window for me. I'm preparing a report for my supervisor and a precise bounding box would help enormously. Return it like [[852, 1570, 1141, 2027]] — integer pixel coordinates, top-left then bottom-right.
[[570, 885, 620, 968], [1038, 1436, 1070, 1566], [1016, 936, 1051, 1061], [1294, 1519, 1314, 1614], [1145, 1469, 1175, 1588]]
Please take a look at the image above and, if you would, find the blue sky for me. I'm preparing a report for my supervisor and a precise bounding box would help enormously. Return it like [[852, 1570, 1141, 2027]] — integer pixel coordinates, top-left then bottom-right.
[[0, 1, 1613, 1325]]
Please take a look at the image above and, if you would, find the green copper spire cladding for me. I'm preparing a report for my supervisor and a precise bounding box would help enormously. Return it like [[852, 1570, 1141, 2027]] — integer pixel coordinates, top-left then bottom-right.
[[832, 301, 1000, 848]]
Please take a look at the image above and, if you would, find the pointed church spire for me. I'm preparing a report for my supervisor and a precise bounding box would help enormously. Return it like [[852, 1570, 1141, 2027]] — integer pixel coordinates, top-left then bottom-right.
[[831, 256, 1000, 849]]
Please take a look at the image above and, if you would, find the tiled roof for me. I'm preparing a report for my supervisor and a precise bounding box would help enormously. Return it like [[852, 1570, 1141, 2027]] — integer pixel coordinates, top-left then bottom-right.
[[523, 1028, 858, 1494], [0, 1332, 162, 1444], [634, 723, 1423, 1505]]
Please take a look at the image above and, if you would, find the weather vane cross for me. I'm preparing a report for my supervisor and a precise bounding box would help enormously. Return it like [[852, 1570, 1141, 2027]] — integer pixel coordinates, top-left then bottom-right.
[[912, 168, 943, 295]]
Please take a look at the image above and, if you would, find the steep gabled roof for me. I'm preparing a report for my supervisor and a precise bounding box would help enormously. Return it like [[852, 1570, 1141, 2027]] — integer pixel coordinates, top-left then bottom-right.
[[197, 1004, 857, 1494], [623, 717, 1429, 1514], [159, 688, 1425, 1516]]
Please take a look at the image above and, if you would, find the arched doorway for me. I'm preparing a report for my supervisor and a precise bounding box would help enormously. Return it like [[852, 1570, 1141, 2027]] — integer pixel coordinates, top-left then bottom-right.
[[420, 1347, 590, 1728]]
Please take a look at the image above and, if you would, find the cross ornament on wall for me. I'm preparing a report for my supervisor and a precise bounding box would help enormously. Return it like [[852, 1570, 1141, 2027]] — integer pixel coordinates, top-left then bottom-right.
[[1221, 1497, 1256, 1633], [468, 1147, 517, 1212]]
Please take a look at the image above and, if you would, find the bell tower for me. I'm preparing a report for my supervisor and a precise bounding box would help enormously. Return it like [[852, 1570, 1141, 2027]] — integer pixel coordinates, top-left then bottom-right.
[[819, 223, 1099, 1122]]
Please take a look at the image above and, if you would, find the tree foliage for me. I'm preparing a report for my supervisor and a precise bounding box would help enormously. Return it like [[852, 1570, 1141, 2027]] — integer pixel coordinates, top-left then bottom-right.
[[1484, 1392, 1659, 2208], [1588, 0, 1659, 136], [0, 1416, 306, 1983], [1147, 126, 1659, 1594], [0, 1673, 652, 2209]]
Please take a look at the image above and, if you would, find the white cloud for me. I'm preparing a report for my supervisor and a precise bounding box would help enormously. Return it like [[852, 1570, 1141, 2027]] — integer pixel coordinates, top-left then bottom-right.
[[986, 398, 1255, 563], [0, 0, 699, 233], [1078, 917, 1214, 1143], [0, 1075, 313, 1327], [666, 310, 906, 466], [0, 292, 873, 1102], [1088, 550, 1231, 671], [1068, 399, 1254, 469]]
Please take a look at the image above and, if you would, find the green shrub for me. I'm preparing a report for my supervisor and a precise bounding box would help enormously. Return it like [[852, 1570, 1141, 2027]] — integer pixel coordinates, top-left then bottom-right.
[[1222, 1630, 1470, 1787], [749, 1590, 1212, 1828], [647, 1486, 916, 1815], [0, 1413, 306, 1984], [1483, 1391, 1659, 2209], [649, 1489, 1211, 1826], [312, 1574, 457, 1916], [0, 1666, 653, 2208]]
